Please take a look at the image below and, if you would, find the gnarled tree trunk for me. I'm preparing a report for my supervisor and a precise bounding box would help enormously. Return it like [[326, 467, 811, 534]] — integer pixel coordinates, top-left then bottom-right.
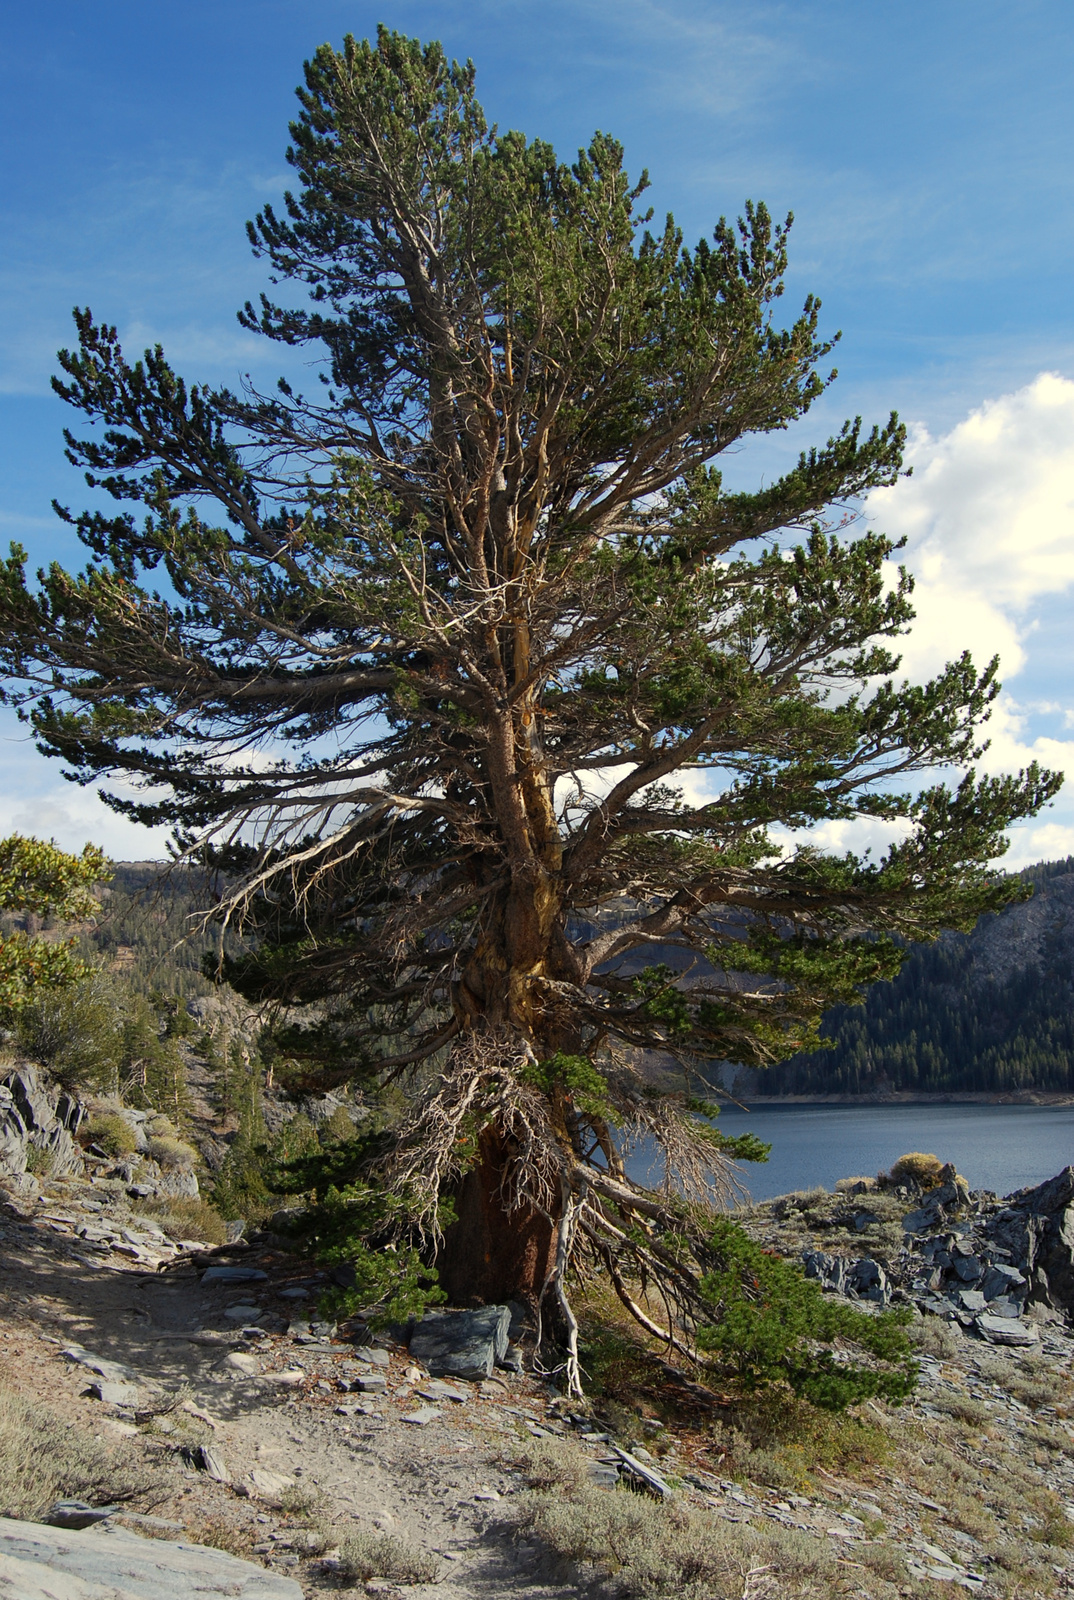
[[435, 1122, 556, 1305]]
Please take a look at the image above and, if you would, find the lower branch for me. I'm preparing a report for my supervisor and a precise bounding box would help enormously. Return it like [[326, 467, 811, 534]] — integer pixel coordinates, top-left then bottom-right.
[[538, 1172, 584, 1399], [595, 1231, 699, 1363]]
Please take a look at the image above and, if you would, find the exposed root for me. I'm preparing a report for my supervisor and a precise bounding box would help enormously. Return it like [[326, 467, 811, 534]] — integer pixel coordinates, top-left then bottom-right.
[[380, 1033, 564, 1244]]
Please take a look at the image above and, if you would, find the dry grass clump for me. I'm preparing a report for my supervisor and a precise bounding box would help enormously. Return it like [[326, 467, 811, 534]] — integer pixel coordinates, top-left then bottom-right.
[[930, 1392, 991, 1427], [994, 1353, 1074, 1413], [145, 1136, 197, 1170], [887, 1151, 943, 1187], [0, 1383, 154, 1518], [135, 1194, 227, 1244], [908, 1317, 962, 1360], [83, 1112, 138, 1157], [834, 1174, 877, 1193], [336, 1529, 439, 1585], [278, 1482, 329, 1519], [512, 1438, 838, 1599], [186, 1513, 257, 1558]]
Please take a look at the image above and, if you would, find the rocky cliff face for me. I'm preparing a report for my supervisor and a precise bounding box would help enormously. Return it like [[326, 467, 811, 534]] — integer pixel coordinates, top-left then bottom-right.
[[0, 1065, 84, 1192], [0, 1061, 202, 1203]]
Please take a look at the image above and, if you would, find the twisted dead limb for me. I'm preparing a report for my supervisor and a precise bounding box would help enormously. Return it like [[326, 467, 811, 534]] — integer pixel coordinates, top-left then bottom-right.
[[536, 1172, 586, 1398]]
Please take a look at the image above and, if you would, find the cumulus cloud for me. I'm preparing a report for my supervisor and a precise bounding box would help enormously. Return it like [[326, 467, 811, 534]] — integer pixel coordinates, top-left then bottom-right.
[[0, 712, 172, 858], [867, 373, 1074, 683]]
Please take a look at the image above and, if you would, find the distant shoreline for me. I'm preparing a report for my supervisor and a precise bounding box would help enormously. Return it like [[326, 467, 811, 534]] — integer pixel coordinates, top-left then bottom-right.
[[721, 1092, 1074, 1108]]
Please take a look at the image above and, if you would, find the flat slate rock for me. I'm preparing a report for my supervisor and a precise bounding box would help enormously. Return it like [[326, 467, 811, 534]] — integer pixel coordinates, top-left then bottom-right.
[[401, 1405, 443, 1425], [409, 1305, 511, 1380], [416, 1379, 468, 1403], [62, 1345, 141, 1386], [977, 1312, 1039, 1346], [88, 1380, 141, 1407], [0, 1516, 302, 1599], [201, 1266, 269, 1283]]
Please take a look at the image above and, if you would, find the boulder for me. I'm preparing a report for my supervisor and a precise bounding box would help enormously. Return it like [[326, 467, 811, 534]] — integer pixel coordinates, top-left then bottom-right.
[[980, 1263, 1025, 1302], [951, 1254, 983, 1283], [409, 1305, 511, 1380], [157, 1168, 199, 1199], [846, 1257, 890, 1305], [976, 1313, 1039, 1347], [1005, 1167, 1074, 1319], [802, 1251, 850, 1293], [0, 1515, 302, 1598], [201, 1266, 268, 1284]]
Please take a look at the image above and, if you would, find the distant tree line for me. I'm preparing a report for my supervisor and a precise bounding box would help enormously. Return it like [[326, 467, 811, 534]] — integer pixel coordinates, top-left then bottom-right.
[[759, 858, 1074, 1095]]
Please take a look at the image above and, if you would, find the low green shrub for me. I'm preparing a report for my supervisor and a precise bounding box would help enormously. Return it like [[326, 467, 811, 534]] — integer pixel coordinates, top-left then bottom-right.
[[697, 1216, 917, 1410], [309, 1180, 447, 1328], [83, 1111, 138, 1156]]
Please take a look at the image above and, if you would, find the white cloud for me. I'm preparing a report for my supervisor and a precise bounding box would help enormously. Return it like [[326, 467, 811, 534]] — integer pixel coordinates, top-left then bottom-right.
[[0, 713, 172, 859], [0, 780, 172, 860], [870, 373, 1074, 684], [975, 696, 1074, 783], [1004, 822, 1074, 872]]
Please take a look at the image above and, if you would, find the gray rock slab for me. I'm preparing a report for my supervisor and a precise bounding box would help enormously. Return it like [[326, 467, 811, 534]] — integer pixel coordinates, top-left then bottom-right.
[[610, 1445, 674, 1499], [201, 1266, 268, 1283], [88, 1381, 141, 1407], [401, 1405, 443, 1425], [959, 1291, 987, 1312], [0, 1516, 302, 1599], [45, 1502, 121, 1530], [977, 1313, 1039, 1346], [223, 1304, 262, 1322], [986, 1296, 1024, 1319], [354, 1346, 391, 1367], [416, 1379, 468, 1403], [409, 1305, 511, 1380], [354, 1373, 387, 1393], [980, 1264, 1025, 1301], [62, 1345, 141, 1385]]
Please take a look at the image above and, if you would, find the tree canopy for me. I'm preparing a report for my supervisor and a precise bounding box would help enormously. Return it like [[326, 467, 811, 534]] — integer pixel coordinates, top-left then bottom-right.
[[0, 835, 108, 1022], [0, 28, 1059, 1388]]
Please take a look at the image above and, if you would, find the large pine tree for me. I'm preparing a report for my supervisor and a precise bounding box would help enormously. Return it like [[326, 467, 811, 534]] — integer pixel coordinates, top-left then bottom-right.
[[0, 30, 1057, 1387]]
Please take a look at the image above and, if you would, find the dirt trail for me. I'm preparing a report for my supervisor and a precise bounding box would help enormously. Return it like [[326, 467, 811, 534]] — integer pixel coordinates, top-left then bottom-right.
[[0, 1173, 578, 1599]]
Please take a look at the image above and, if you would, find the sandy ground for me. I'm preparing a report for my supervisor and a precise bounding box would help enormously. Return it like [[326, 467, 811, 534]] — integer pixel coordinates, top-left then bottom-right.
[[0, 1173, 580, 1599]]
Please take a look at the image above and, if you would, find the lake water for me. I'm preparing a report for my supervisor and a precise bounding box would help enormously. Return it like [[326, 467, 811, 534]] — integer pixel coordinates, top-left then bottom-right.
[[623, 1103, 1074, 1203]]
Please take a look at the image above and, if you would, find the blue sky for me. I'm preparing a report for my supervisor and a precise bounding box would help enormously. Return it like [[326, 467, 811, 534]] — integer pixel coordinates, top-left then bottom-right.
[[3, 0, 1074, 865]]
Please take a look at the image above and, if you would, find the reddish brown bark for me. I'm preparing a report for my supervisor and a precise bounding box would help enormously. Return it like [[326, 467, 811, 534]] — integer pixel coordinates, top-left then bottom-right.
[[435, 1124, 556, 1305]]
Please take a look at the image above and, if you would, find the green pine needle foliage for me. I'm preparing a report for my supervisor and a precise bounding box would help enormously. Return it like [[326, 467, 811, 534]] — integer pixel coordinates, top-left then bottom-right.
[[697, 1217, 916, 1411]]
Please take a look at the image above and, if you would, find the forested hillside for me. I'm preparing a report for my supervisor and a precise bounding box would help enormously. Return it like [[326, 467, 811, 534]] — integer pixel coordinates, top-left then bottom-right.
[[757, 857, 1074, 1096], [15, 853, 1074, 1098], [76, 861, 217, 998]]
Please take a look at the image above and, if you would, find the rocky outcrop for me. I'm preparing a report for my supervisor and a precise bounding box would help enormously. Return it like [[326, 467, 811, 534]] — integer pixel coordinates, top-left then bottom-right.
[[0, 1064, 84, 1189], [0, 1515, 303, 1599], [792, 1165, 1074, 1345]]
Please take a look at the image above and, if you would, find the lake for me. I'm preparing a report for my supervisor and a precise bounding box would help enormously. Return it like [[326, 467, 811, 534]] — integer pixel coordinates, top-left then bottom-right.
[[623, 1103, 1074, 1203]]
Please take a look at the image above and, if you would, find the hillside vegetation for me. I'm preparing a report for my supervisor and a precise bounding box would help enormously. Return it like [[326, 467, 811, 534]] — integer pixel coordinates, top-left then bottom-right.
[[760, 857, 1074, 1096]]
